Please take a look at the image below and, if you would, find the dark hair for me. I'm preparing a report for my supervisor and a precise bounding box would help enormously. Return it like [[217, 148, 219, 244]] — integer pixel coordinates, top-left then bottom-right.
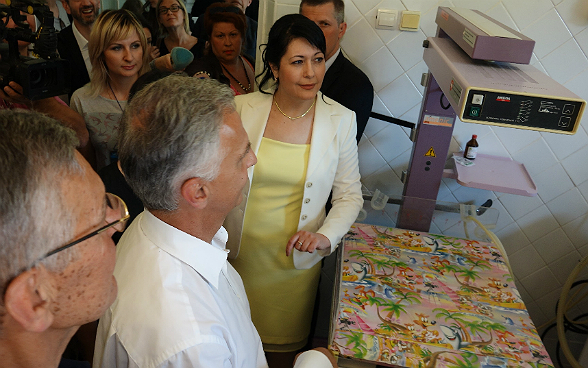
[[129, 70, 179, 102], [300, 0, 345, 24], [203, 3, 247, 48], [258, 14, 326, 92], [121, 0, 144, 16], [121, 0, 155, 44]]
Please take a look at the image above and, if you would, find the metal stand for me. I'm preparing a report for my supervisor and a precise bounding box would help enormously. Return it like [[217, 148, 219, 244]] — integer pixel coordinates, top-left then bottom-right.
[[397, 74, 457, 231]]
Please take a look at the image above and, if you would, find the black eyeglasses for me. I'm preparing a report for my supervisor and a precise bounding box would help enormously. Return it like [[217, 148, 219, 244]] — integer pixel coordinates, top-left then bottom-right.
[[159, 4, 181, 14], [2, 193, 129, 297], [42, 193, 129, 259]]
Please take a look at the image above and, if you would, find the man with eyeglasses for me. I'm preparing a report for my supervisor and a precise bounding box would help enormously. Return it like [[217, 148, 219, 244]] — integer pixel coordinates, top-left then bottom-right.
[[0, 110, 129, 368], [93, 76, 337, 368]]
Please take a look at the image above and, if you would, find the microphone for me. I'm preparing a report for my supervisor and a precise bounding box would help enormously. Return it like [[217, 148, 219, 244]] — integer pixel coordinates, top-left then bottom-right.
[[170, 47, 194, 70], [149, 47, 194, 71]]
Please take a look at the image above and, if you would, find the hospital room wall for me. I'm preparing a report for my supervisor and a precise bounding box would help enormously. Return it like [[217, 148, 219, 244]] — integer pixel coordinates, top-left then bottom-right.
[[267, 0, 588, 332]]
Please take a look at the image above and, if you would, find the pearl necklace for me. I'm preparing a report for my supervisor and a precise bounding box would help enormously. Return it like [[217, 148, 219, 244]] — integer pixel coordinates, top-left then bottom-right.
[[273, 96, 316, 120]]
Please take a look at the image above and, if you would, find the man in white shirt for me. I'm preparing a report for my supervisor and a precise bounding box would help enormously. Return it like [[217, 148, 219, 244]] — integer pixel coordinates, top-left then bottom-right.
[[93, 76, 338, 368], [57, 0, 100, 97]]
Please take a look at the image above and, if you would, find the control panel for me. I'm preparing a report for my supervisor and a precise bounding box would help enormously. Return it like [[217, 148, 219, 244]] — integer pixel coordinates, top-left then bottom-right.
[[462, 90, 583, 134]]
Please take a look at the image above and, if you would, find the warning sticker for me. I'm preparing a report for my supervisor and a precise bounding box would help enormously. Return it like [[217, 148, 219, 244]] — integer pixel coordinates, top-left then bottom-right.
[[423, 114, 454, 127], [425, 147, 436, 157], [440, 10, 449, 21]]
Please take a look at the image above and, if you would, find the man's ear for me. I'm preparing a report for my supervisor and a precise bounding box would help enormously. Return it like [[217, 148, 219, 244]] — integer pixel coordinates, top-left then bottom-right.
[[61, 0, 71, 15], [4, 269, 54, 333], [180, 177, 209, 210], [337, 21, 347, 40]]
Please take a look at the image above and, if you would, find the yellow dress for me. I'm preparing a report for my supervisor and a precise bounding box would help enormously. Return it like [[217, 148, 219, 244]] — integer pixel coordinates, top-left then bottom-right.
[[230, 137, 321, 352]]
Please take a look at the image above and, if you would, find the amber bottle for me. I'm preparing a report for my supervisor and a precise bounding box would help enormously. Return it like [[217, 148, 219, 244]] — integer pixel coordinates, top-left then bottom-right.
[[464, 135, 479, 160]]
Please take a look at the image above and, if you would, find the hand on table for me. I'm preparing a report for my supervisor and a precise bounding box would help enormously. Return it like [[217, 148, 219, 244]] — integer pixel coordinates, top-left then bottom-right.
[[286, 231, 330, 256]]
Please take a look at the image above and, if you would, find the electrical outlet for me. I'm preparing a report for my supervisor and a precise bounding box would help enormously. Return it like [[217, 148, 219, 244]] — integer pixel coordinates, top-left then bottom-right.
[[376, 9, 397, 30]]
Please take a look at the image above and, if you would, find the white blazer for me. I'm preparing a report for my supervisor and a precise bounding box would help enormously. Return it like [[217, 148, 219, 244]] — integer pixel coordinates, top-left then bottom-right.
[[224, 91, 363, 269]]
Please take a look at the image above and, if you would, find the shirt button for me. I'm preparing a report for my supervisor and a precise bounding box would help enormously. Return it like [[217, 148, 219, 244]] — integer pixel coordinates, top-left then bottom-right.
[[301, 215, 307, 220], [306, 182, 313, 188], [304, 198, 310, 203]]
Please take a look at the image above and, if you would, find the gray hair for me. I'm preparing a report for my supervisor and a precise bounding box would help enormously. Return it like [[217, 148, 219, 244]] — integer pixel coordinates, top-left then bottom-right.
[[0, 110, 83, 299], [300, 0, 345, 25], [118, 76, 236, 211]]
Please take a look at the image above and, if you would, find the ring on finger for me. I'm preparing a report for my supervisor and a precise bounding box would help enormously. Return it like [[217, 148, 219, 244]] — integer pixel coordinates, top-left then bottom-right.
[[297, 241, 303, 246]]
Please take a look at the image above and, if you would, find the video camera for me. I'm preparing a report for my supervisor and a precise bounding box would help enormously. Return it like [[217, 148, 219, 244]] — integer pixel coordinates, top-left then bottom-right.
[[0, 0, 68, 100]]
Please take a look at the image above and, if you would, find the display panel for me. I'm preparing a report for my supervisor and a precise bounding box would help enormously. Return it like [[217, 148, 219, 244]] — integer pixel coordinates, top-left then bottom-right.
[[462, 89, 583, 134]]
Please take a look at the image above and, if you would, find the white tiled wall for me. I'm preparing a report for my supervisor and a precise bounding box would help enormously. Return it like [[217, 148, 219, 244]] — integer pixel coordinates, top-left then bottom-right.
[[265, 0, 588, 359]]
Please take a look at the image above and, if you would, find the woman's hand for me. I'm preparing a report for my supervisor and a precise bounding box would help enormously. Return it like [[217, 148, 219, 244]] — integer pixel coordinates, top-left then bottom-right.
[[286, 231, 330, 256], [149, 45, 160, 60]]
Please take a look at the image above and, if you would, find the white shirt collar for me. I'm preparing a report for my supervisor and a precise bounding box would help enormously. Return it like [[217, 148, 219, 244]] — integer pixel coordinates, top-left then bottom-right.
[[71, 21, 88, 50], [325, 47, 341, 72], [140, 210, 229, 289]]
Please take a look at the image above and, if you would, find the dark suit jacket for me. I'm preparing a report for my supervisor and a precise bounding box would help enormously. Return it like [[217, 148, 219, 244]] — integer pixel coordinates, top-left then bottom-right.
[[58, 25, 90, 98], [321, 51, 374, 143]]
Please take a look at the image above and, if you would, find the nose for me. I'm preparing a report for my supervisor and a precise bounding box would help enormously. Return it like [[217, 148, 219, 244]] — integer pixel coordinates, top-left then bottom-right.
[[248, 150, 257, 168], [304, 61, 314, 78], [123, 47, 133, 61]]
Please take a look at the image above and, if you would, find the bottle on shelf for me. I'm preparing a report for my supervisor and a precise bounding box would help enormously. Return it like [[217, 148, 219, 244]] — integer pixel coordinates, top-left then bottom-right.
[[464, 134, 479, 160]]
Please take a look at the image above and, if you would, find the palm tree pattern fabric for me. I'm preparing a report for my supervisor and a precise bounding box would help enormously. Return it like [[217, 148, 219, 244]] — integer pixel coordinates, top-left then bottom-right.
[[329, 224, 553, 368]]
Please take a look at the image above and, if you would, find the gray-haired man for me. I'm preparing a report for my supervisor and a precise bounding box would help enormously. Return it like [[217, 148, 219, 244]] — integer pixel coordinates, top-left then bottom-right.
[[93, 76, 337, 368], [0, 110, 126, 368]]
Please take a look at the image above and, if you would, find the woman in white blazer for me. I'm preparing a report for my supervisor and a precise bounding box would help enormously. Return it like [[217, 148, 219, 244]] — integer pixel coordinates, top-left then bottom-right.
[[225, 14, 362, 367]]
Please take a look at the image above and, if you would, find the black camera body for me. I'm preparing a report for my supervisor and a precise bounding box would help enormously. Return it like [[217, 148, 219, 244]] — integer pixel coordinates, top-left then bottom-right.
[[0, 0, 68, 100]]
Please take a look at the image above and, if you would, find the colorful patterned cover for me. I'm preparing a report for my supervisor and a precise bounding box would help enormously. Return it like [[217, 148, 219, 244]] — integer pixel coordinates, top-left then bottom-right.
[[329, 223, 553, 368]]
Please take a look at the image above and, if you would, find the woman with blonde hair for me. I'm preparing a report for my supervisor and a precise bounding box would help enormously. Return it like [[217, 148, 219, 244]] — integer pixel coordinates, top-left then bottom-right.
[[71, 10, 149, 169], [156, 0, 200, 58], [71, 9, 150, 170]]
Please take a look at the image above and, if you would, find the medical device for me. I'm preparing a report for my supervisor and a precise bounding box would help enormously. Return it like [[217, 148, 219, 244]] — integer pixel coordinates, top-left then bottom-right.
[[397, 7, 586, 231]]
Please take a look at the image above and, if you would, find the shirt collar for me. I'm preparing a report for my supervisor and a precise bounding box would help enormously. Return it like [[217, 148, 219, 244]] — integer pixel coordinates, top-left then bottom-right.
[[72, 21, 89, 50], [325, 47, 341, 72], [140, 210, 229, 289]]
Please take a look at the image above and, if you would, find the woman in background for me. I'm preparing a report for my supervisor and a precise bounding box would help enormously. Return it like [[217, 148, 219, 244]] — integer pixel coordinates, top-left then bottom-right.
[[226, 13, 362, 368], [156, 0, 200, 58], [121, 0, 160, 60], [71, 9, 150, 170], [185, 3, 254, 95]]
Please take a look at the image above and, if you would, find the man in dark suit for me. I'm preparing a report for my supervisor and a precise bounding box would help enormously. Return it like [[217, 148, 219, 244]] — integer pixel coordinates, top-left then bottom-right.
[[300, 0, 373, 143], [58, 0, 100, 97]]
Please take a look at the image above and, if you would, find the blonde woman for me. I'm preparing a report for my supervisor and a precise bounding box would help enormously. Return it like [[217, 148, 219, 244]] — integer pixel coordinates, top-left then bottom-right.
[[70, 9, 150, 170], [156, 0, 200, 58]]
